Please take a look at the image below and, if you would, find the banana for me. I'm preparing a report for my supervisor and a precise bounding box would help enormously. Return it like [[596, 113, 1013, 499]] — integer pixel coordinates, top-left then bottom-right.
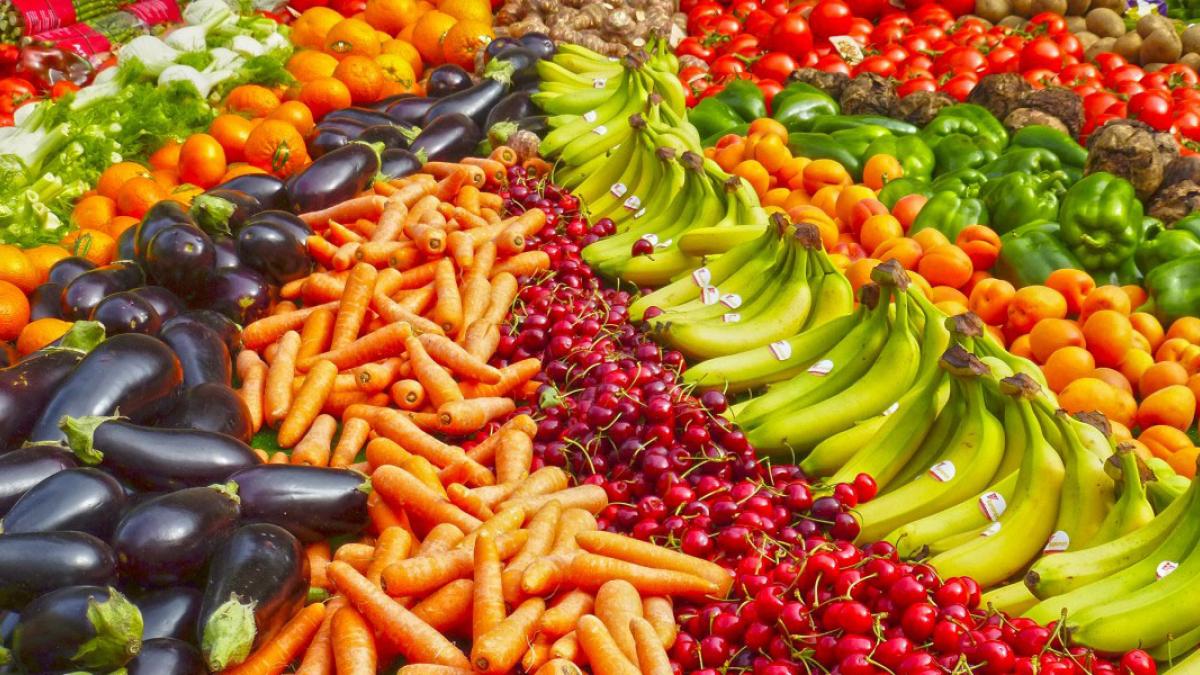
[[886, 385, 967, 490], [1041, 405, 1115, 553], [641, 61, 689, 118], [540, 72, 647, 161], [584, 150, 690, 262], [1088, 444, 1157, 545], [539, 70, 636, 138], [649, 241, 781, 324], [571, 122, 642, 207], [980, 581, 1040, 616], [554, 150, 610, 190], [677, 225, 766, 256], [583, 126, 655, 220], [536, 58, 622, 87], [544, 52, 624, 77], [1150, 623, 1200, 662], [1164, 647, 1200, 674], [802, 250, 855, 330], [620, 247, 704, 287]]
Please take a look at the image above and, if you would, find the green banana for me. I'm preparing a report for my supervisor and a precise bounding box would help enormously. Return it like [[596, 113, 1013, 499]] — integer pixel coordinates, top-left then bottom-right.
[[677, 225, 766, 256], [1041, 405, 1115, 553], [572, 118, 643, 207], [540, 71, 641, 153], [802, 250, 855, 330], [1088, 444, 1157, 546], [887, 384, 967, 489], [1150, 623, 1200, 662]]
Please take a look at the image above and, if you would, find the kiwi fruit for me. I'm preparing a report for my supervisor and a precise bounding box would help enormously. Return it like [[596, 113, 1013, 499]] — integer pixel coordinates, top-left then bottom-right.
[[1140, 28, 1183, 65], [1065, 15, 1087, 32], [1087, 0, 1124, 13], [998, 15, 1027, 28], [1075, 31, 1100, 51], [1086, 8, 1125, 37], [1065, 0, 1090, 14], [1114, 31, 1144, 62]]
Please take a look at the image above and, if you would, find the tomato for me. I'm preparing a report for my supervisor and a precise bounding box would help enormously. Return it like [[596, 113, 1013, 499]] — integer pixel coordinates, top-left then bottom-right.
[[762, 0, 790, 16], [1020, 37, 1063, 72], [1175, 87, 1200, 105], [679, 65, 708, 86], [908, 54, 934, 72], [1059, 63, 1100, 85], [1129, 90, 1174, 131], [855, 55, 897, 77], [1028, 12, 1067, 34], [1052, 33, 1083, 59], [902, 35, 932, 54], [880, 43, 908, 63], [933, 46, 986, 76], [49, 81, 80, 99], [815, 53, 851, 75], [940, 73, 978, 101], [898, 77, 938, 96], [846, 0, 888, 20], [767, 12, 814, 58], [871, 22, 905, 43], [0, 77, 35, 115], [913, 3, 954, 25], [1140, 71, 1169, 91], [676, 37, 715, 62], [1175, 110, 1200, 142], [809, 0, 854, 40], [1115, 80, 1145, 99], [938, 0, 974, 17], [728, 0, 758, 17], [1072, 83, 1101, 99], [712, 13, 742, 36], [179, 134, 227, 189], [743, 9, 776, 38], [1161, 63, 1200, 86], [848, 17, 873, 40], [759, 79, 783, 107], [986, 45, 1020, 73], [753, 52, 797, 83], [1023, 69, 1058, 88], [721, 34, 761, 57], [1093, 52, 1128, 74], [709, 55, 748, 79], [1106, 100, 1128, 117], [687, 2, 724, 33]]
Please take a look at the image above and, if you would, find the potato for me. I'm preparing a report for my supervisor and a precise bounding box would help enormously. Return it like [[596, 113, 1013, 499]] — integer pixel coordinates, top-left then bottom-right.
[[976, 0, 1012, 23], [1066, 0, 1090, 15], [1031, 0, 1067, 14], [1183, 24, 1200, 54], [1066, 16, 1087, 32], [1085, 36, 1118, 61], [1113, 31, 1143, 62], [1087, 0, 1125, 12], [1086, 8, 1126, 37], [1144, 62, 1167, 71], [1076, 30, 1101, 51], [1011, 0, 1034, 17], [1183, 52, 1200, 70], [1137, 13, 1174, 38], [1141, 28, 1183, 65], [999, 15, 1028, 28]]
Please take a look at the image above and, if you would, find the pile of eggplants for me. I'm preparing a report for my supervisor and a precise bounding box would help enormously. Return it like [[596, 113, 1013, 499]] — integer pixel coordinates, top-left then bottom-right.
[[309, 32, 553, 170]]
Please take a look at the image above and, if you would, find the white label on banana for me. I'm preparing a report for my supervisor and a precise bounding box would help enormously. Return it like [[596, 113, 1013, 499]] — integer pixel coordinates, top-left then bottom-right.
[[691, 267, 712, 287], [656, 238, 672, 250], [720, 293, 742, 309], [977, 492, 1006, 521], [1157, 561, 1179, 579], [723, 313, 740, 323], [610, 183, 628, 198], [593, 125, 608, 136], [981, 522, 1001, 537], [633, 208, 646, 219], [769, 340, 792, 361], [623, 196, 641, 211], [583, 111, 597, 123], [928, 460, 956, 482], [592, 77, 607, 88], [701, 286, 720, 305], [807, 359, 834, 376], [882, 402, 899, 416], [1043, 531, 1070, 554]]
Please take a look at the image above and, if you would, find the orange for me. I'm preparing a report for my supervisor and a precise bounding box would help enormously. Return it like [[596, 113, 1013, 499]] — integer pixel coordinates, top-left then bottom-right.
[[148, 140, 182, 171], [299, 77, 354, 120], [71, 194, 117, 230], [115, 176, 168, 219], [287, 50, 340, 82], [0, 280, 29, 341], [268, 101, 316, 137], [1137, 384, 1196, 431], [60, 229, 116, 266], [151, 169, 179, 190], [436, 0, 491, 22], [381, 39, 424, 78], [244, 120, 309, 177], [364, 0, 415, 33], [225, 85, 281, 118], [292, 7, 344, 50], [210, 114, 256, 162], [23, 245, 69, 285], [179, 134, 228, 189], [411, 10, 457, 64], [375, 53, 417, 89], [169, 184, 204, 207], [106, 216, 139, 240], [0, 245, 38, 293], [16, 317, 71, 355], [440, 19, 493, 69], [1168, 316, 1200, 344], [221, 164, 267, 182], [97, 161, 150, 200], [333, 55, 385, 103], [325, 18, 382, 59]]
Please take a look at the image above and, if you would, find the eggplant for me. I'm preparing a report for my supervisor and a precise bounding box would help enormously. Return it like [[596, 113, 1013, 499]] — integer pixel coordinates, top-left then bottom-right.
[[426, 63, 473, 98], [515, 113, 549, 136], [244, 210, 313, 248], [11, 585, 142, 672], [0, 467, 125, 538], [117, 223, 137, 260], [236, 221, 312, 284], [135, 588, 202, 641], [232, 465, 369, 542], [0, 533, 116, 610], [145, 223, 216, 298], [485, 90, 537, 129], [167, 310, 242, 355], [135, 200, 194, 259], [202, 266, 272, 325], [47, 256, 97, 285], [28, 281, 63, 320], [160, 383, 253, 442], [518, 32, 555, 59], [485, 36, 521, 60], [385, 96, 437, 126], [409, 113, 482, 162], [423, 64, 513, 128], [159, 321, 231, 389], [128, 638, 207, 675], [310, 130, 352, 159], [196, 523, 306, 672], [0, 444, 76, 514], [112, 484, 241, 586], [91, 290, 163, 336], [370, 92, 415, 110], [489, 45, 539, 87], [61, 260, 146, 320], [287, 142, 381, 214], [213, 236, 241, 270], [213, 174, 289, 211], [0, 349, 84, 447], [190, 189, 263, 237], [315, 120, 369, 138], [131, 285, 185, 323], [62, 416, 261, 491], [322, 106, 393, 128], [359, 122, 415, 149], [381, 148, 422, 180]]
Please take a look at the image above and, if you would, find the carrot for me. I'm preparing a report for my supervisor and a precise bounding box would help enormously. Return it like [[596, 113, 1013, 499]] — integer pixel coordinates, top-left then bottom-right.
[[539, 590, 594, 638], [295, 597, 347, 675], [328, 561, 472, 668], [390, 378, 426, 410], [222, 602, 327, 675], [642, 597, 676, 648], [489, 146, 518, 167], [263, 332, 301, 427], [471, 597, 546, 674], [308, 542, 332, 590], [345, 406, 491, 486], [411, 578, 475, 636], [236, 350, 267, 433], [328, 219, 366, 245], [397, 667, 474, 675], [242, 300, 337, 350], [335, 543, 376, 572], [446, 230, 474, 269], [471, 241, 497, 276], [576, 531, 734, 596], [519, 508, 597, 596], [367, 527, 413, 587], [371, 465, 482, 534], [278, 360, 338, 448], [253, 448, 270, 463], [388, 178, 435, 209], [462, 321, 501, 363], [595, 580, 642, 662], [425, 162, 485, 188], [371, 199, 408, 243], [463, 483, 518, 511], [456, 184, 481, 214], [447, 482, 496, 520], [404, 195, 439, 235], [287, 412, 335, 466], [456, 276, 492, 342], [434, 167, 473, 201], [269, 451, 290, 463], [502, 499, 561, 602], [302, 273, 348, 305], [307, 234, 340, 268], [568, 553, 719, 598], [473, 532, 506, 641], [331, 606, 376, 675], [510, 485, 607, 516], [505, 467, 570, 503], [353, 357, 406, 394], [403, 454, 449, 498], [372, 292, 445, 336], [280, 277, 306, 300], [576, 614, 640, 675], [365, 436, 413, 471], [329, 263, 378, 350], [301, 321, 412, 372], [296, 308, 335, 364], [274, 301, 298, 315], [534, 658, 585, 675], [522, 634, 554, 673], [405, 337, 464, 411], [368, 490, 407, 536], [463, 505, 528, 548], [495, 429, 533, 485], [381, 530, 528, 596], [631, 616, 673, 675], [549, 632, 582, 665], [482, 273, 519, 325], [434, 398, 516, 435], [524, 158, 553, 178], [358, 241, 418, 268], [418, 333, 502, 383], [332, 242, 361, 270], [413, 222, 447, 256], [416, 523, 466, 556], [322, 391, 378, 417], [300, 194, 387, 227], [462, 157, 506, 185], [461, 358, 541, 399], [463, 414, 536, 465], [491, 251, 550, 280], [499, 208, 546, 247], [431, 258, 463, 334]]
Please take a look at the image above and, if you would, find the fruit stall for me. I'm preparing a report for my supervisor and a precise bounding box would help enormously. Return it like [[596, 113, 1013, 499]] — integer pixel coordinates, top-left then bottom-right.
[[7, 0, 1200, 672]]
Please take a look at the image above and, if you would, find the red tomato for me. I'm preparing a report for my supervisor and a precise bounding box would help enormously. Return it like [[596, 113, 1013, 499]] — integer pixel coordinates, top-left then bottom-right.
[[1072, 83, 1101, 99], [710, 55, 747, 79], [1060, 63, 1100, 85], [933, 46, 986, 76], [855, 55, 897, 77], [1093, 52, 1128, 73], [847, 0, 888, 20], [759, 79, 783, 108], [0, 77, 36, 115], [986, 45, 1020, 73], [1162, 63, 1200, 86], [767, 12, 814, 58], [1175, 87, 1200, 105], [679, 66, 709, 86], [676, 37, 714, 62], [1028, 12, 1067, 34], [687, 2, 724, 33], [898, 77, 938, 96], [871, 22, 905, 43], [1129, 90, 1175, 130], [938, 0, 974, 17], [940, 73, 978, 101], [908, 54, 934, 72], [1174, 110, 1200, 142], [728, 0, 758, 17], [743, 9, 776, 38], [815, 54, 851, 75], [1020, 37, 1063, 72], [1053, 33, 1084, 59], [809, 0, 854, 40], [762, 0, 790, 16], [712, 13, 742, 36], [880, 43, 908, 63], [721, 34, 761, 57], [1114, 80, 1146, 98], [1141, 71, 1170, 91], [753, 52, 797, 83], [848, 17, 874, 40]]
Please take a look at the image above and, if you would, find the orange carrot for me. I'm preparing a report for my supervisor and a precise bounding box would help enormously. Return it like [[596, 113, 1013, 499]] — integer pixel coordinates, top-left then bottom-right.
[[264, 331, 302, 428], [505, 467, 571, 503], [301, 321, 412, 372], [335, 543, 376, 572], [463, 483, 517, 512], [242, 301, 340, 351], [372, 293, 444, 337], [524, 158, 553, 178], [447, 230, 474, 269], [482, 273, 519, 324], [500, 208, 546, 246], [534, 658, 584, 675], [222, 602, 326, 675], [402, 454, 449, 498], [390, 378, 426, 411], [491, 252, 550, 280], [321, 391, 379, 417], [300, 194, 387, 227], [434, 167, 473, 201], [297, 308, 336, 363], [302, 273, 348, 305], [471, 597, 546, 674], [345, 406, 491, 486], [358, 241, 418, 269], [308, 542, 332, 590], [269, 451, 290, 463], [353, 357, 406, 394], [631, 617, 672, 675], [367, 527, 413, 587], [464, 414, 536, 465], [370, 200, 408, 243], [371, 465, 482, 534], [397, 666, 474, 675], [431, 258, 463, 334], [365, 436, 413, 471], [295, 597, 347, 675], [549, 632, 582, 665], [434, 397, 516, 435], [539, 590, 595, 638], [274, 301, 298, 315], [461, 358, 541, 399], [576, 615, 639, 675], [595, 580, 642, 662], [642, 597, 676, 648], [328, 220, 366, 245], [405, 337, 464, 410], [280, 277, 306, 300], [462, 321, 501, 363], [328, 561, 472, 668], [331, 606, 376, 675], [489, 146, 518, 167], [456, 184, 481, 213], [332, 242, 362, 270], [307, 235, 340, 268], [569, 553, 719, 598], [502, 499, 561, 602], [236, 350, 267, 433], [473, 532, 506, 641], [462, 157, 506, 185], [508, 485, 607, 516], [576, 531, 733, 597], [279, 360, 339, 448], [519, 509, 596, 596], [418, 332, 501, 383], [253, 448, 270, 463], [290, 413, 337, 467], [456, 276, 492, 342], [388, 177, 435, 209], [330, 263, 378, 350], [411, 578, 474, 636], [495, 429, 533, 485], [368, 491, 407, 536], [522, 634, 554, 673], [382, 530, 528, 596], [424, 162, 485, 188], [416, 523, 466, 556], [447, 482, 496, 520]]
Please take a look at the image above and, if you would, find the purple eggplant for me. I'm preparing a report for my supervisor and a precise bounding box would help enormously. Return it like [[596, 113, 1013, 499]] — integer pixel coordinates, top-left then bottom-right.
[[117, 224, 137, 261], [161, 383, 253, 442], [62, 416, 261, 491], [214, 235, 243, 270], [423, 60, 514, 128], [91, 290, 163, 336], [489, 45, 539, 86], [0, 444, 77, 515], [231, 465, 369, 543], [202, 266, 272, 325], [61, 260, 145, 320], [213, 174, 289, 211], [427, 63, 473, 98], [159, 322, 231, 389], [145, 223, 216, 299], [112, 484, 241, 587], [0, 467, 125, 538], [323, 106, 393, 127], [0, 533, 115, 610], [236, 221, 312, 285], [135, 200, 195, 260], [48, 256, 96, 285], [166, 311, 242, 355], [196, 523, 306, 672], [131, 286, 185, 323], [485, 90, 537, 130], [409, 112, 482, 162], [135, 588, 201, 641], [190, 189, 263, 237], [359, 123, 415, 149], [381, 148, 422, 180], [315, 119, 368, 137], [28, 281, 63, 320], [310, 129, 353, 159], [128, 637, 207, 675], [12, 585, 142, 672], [518, 32, 555, 59], [386, 96, 437, 126], [0, 349, 84, 447], [485, 36, 520, 60], [28, 333, 183, 442], [287, 142, 380, 214], [244, 210, 312, 248]]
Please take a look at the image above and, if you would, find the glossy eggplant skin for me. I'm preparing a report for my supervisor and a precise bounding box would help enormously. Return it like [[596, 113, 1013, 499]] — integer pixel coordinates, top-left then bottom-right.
[[490, 45, 539, 86], [485, 36, 520, 60], [61, 260, 146, 320], [128, 638, 207, 675], [0, 532, 116, 610], [519, 32, 555, 59], [426, 63, 473, 98], [213, 236, 241, 270], [29, 333, 183, 442], [370, 93, 415, 110], [91, 290, 163, 336], [135, 200, 194, 259], [136, 588, 202, 641], [0, 444, 76, 515], [323, 107, 394, 127], [12, 585, 142, 672], [167, 310, 242, 355], [236, 221, 311, 284], [409, 113, 482, 162], [72, 419, 261, 491], [196, 524, 306, 671], [112, 485, 241, 587], [232, 465, 369, 543], [47, 256, 97, 285], [214, 174, 289, 211], [485, 90, 537, 130], [202, 266, 272, 325], [196, 189, 263, 235], [159, 322, 231, 389], [381, 148, 422, 180], [131, 286, 185, 324], [28, 281, 64, 320], [0, 349, 84, 447], [0, 467, 125, 538], [117, 224, 137, 261], [145, 224, 216, 299], [423, 75, 511, 128], [310, 129, 352, 158], [160, 383, 253, 443], [358, 123, 412, 150], [244, 210, 313, 249], [287, 143, 380, 214], [386, 96, 436, 126]]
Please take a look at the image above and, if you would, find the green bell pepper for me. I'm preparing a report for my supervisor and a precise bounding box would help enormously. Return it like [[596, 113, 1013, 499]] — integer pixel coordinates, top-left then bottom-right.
[[788, 126, 893, 180], [1171, 213, 1200, 239], [929, 168, 988, 198], [980, 171, 1068, 235], [713, 78, 766, 125], [864, 134, 935, 183], [771, 83, 838, 133], [909, 190, 990, 240], [1140, 254, 1200, 325], [689, 97, 745, 142], [1009, 125, 1086, 183], [981, 147, 1062, 179], [919, 104, 1008, 155], [1058, 172, 1144, 274], [1136, 220, 1200, 274], [877, 178, 932, 210], [702, 123, 749, 148], [808, 114, 918, 136], [932, 133, 998, 176], [993, 221, 1085, 287]]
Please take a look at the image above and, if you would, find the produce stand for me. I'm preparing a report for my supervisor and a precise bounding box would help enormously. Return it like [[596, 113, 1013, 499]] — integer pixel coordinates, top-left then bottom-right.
[[5, 0, 1200, 672]]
